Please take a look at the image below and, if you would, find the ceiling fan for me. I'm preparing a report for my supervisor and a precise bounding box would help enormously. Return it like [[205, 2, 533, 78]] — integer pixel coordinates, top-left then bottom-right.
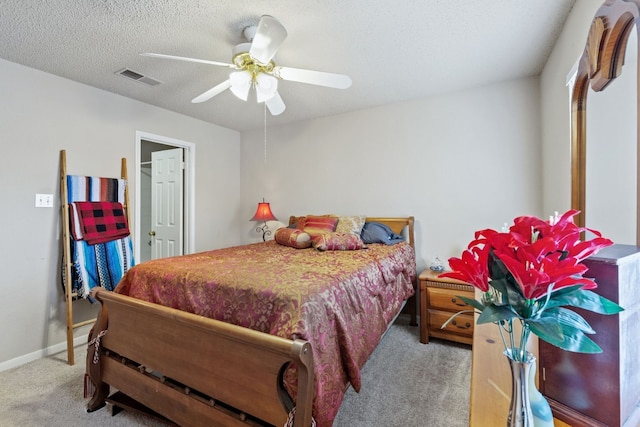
[[140, 15, 352, 116]]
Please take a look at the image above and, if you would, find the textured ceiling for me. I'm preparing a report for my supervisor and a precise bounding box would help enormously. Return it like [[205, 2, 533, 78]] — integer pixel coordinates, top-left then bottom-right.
[[0, 0, 576, 132]]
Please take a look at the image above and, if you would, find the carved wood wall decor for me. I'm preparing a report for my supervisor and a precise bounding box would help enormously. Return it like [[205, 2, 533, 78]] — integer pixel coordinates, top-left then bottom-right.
[[569, 0, 640, 242]]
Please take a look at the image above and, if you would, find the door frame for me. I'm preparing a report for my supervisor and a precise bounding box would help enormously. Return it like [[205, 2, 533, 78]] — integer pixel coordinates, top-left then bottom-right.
[[135, 131, 195, 262]]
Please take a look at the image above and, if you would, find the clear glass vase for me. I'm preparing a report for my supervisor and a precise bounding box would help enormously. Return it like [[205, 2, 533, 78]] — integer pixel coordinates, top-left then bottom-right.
[[504, 349, 554, 427]]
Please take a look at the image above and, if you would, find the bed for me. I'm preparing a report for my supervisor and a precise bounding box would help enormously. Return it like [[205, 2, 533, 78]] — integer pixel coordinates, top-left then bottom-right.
[[85, 216, 417, 427]]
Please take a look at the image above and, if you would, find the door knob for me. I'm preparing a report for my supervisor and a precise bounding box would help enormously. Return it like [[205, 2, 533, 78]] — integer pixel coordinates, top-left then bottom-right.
[[148, 231, 156, 236]]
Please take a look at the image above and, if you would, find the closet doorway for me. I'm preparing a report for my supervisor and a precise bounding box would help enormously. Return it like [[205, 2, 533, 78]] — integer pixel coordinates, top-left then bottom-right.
[[135, 131, 195, 263]]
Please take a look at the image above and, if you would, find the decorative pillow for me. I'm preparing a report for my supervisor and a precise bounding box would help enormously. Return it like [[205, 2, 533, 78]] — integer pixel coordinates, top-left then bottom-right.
[[360, 222, 405, 245], [274, 228, 312, 249], [300, 215, 339, 236], [312, 232, 367, 251], [335, 215, 367, 236]]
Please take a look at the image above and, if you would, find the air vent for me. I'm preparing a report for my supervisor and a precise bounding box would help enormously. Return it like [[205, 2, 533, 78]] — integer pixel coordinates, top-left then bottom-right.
[[115, 68, 161, 86]]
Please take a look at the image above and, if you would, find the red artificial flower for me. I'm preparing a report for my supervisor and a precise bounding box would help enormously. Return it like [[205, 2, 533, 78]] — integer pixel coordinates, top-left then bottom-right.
[[473, 209, 614, 300], [442, 209, 622, 357], [440, 242, 490, 292]]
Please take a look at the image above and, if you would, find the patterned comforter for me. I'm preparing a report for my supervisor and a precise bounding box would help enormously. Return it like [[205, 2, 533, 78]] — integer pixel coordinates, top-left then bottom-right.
[[115, 240, 416, 427]]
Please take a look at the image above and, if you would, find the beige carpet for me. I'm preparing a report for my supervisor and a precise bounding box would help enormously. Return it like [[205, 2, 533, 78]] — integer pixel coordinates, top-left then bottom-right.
[[0, 316, 471, 426]]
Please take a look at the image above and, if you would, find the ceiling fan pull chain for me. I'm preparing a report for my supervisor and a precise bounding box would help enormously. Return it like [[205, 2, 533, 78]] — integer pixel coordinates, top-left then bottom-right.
[[264, 102, 268, 165]]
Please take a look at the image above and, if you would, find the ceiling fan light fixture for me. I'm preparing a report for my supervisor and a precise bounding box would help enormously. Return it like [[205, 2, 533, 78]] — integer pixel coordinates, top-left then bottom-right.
[[142, 15, 350, 114], [229, 70, 252, 101], [255, 73, 278, 103]]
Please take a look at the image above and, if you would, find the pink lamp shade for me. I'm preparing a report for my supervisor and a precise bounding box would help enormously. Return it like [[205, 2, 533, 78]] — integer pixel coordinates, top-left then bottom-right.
[[250, 202, 277, 222]]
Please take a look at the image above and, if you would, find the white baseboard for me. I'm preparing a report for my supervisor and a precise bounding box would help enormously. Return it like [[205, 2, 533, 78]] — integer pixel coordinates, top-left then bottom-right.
[[0, 334, 88, 373]]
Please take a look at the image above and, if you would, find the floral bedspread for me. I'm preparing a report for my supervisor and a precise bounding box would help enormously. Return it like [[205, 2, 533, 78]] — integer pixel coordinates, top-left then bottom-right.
[[115, 240, 416, 427]]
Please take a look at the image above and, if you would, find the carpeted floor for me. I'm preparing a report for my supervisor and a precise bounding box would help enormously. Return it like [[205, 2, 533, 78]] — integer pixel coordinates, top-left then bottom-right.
[[0, 316, 471, 426]]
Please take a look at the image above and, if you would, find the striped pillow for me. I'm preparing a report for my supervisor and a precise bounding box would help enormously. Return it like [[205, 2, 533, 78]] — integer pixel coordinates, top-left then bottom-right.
[[299, 216, 339, 236], [274, 228, 312, 249]]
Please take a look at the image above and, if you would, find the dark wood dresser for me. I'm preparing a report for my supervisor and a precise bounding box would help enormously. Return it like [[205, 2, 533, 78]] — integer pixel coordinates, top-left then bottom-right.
[[539, 244, 640, 427]]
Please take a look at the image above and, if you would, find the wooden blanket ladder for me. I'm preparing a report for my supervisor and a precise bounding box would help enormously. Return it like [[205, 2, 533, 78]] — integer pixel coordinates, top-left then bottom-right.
[[59, 149, 131, 365]]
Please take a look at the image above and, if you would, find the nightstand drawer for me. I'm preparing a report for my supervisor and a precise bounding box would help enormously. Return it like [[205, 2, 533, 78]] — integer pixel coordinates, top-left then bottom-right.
[[427, 287, 473, 311], [419, 269, 474, 344], [428, 309, 474, 336]]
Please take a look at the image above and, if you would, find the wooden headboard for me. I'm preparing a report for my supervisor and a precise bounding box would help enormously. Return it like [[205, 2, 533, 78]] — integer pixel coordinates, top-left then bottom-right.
[[288, 216, 415, 249]]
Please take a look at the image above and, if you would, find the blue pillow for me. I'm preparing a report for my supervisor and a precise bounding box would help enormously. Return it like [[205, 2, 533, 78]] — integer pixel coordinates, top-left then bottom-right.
[[360, 222, 404, 245]]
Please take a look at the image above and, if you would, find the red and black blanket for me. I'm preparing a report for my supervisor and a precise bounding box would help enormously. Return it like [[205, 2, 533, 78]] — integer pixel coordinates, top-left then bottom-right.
[[71, 201, 130, 245]]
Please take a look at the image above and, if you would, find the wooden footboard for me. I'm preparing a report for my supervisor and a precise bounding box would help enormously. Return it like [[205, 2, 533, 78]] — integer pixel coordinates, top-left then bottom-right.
[[86, 288, 314, 427]]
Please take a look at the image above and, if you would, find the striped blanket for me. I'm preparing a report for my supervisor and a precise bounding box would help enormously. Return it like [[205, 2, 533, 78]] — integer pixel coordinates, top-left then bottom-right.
[[70, 237, 134, 296], [64, 175, 135, 300], [66, 175, 125, 204]]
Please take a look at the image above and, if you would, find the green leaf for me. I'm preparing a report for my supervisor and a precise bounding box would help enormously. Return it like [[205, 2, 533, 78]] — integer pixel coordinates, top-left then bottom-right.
[[491, 276, 528, 309], [489, 276, 509, 294], [538, 306, 595, 334], [554, 329, 602, 353], [526, 316, 564, 342], [457, 296, 485, 312], [529, 319, 603, 353], [546, 284, 583, 300], [543, 286, 584, 310], [548, 289, 624, 315], [489, 251, 509, 279], [477, 303, 519, 324]]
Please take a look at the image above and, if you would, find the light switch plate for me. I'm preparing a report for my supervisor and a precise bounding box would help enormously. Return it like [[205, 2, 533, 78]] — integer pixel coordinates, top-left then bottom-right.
[[35, 193, 54, 207]]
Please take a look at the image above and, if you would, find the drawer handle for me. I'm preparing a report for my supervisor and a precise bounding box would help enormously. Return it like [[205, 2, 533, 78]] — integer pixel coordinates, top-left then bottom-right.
[[451, 297, 466, 307], [451, 319, 471, 329]]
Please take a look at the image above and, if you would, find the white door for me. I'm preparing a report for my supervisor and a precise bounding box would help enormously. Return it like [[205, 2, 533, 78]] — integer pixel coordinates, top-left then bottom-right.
[[151, 148, 184, 259]]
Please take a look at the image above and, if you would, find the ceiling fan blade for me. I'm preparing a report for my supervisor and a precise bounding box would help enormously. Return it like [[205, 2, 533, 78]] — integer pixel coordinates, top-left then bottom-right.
[[191, 80, 232, 103], [265, 91, 286, 116], [249, 15, 288, 65], [273, 66, 352, 89], [140, 52, 236, 68]]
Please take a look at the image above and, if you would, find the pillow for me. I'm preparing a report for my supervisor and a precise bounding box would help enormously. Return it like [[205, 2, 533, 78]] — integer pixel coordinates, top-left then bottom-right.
[[335, 215, 367, 236], [360, 222, 404, 245], [274, 228, 312, 249], [312, 232, 367, 251], [300, 215, 339, 236]]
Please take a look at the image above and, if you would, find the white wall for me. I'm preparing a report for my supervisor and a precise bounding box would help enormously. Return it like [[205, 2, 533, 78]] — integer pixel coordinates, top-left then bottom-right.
[[0, 58, 241, 367], [240, 77, 543, 273]]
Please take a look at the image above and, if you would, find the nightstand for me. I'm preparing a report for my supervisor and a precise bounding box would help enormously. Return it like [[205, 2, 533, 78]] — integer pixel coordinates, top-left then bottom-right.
[[419, 269, 474, 345]]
